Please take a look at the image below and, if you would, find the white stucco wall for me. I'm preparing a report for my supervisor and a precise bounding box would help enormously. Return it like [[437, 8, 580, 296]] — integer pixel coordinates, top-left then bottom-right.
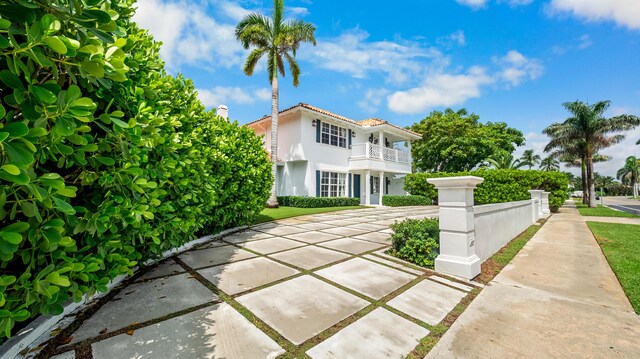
[[473, 200, 535, 261]]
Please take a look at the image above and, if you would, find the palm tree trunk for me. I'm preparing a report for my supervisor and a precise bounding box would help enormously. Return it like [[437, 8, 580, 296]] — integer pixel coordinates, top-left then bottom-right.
[[581, 159, 587, 205], [266, 75, 279, 208], [586, 150, 596, 208]]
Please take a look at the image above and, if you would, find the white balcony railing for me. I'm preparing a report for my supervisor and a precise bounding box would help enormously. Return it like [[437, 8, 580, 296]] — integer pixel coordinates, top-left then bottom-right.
[[351, 143, 411, 164]]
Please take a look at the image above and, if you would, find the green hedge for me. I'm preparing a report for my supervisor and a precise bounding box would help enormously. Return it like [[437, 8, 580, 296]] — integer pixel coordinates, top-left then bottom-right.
[[277, 196, 360, 208], [0, 0, 271, 339], [405, 170, 569, 211], [382, 195, 432, 207], [389, 218, 440, 268]]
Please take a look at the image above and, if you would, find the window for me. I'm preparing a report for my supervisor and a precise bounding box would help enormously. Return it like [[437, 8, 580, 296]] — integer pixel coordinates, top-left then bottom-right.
[[321, 123, 347, 148], [320, 171, 347, 197]]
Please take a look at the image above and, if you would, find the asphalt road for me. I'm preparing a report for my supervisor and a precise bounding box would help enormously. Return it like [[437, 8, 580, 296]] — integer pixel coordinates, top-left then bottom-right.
[[603, 196, 640, 215]]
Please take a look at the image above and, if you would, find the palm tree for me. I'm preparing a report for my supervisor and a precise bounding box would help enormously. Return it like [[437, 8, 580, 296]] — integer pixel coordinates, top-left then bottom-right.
[[539, 156, 559, 171], [235, 0, 316, 207], [482, 151, 526, 170], [617, 156, 640, 197], [520, 149, 541, 169], [595, 175, 615, 196], [543, 100, 639, 207]]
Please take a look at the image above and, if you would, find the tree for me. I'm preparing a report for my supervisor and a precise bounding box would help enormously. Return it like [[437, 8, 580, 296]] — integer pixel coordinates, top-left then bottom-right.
[[595, 174, 615, 195], [543, 100, 639, 207], [617, 156, 640, 197], [235, 0, 316, 207], [539, 156, 560, 171], [409, 109, 525, 172], [482, 151, 526, 170], [520, 149, 541, 169]]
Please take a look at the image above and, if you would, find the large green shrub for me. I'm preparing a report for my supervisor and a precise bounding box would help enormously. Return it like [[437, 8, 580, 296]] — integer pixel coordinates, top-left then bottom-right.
[[382, 195, 432, 207], [277, 196, 360, 208], [0, 0, 271, 339], [405, 170, 569, 211], [389, 218, 440, 268]]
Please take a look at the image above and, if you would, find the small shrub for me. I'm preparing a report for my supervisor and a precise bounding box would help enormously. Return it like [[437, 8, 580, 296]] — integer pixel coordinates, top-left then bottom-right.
[[389, 218, 440, 268], [276, 196, 360, 208], [382, 195, 432, 207]]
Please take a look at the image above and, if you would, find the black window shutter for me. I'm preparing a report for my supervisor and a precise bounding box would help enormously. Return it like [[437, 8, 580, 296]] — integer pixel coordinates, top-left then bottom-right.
[[316, 170, 320, 196], [348, 129, 352, 148], [348, 173, 352, 197], [316, 120, 321, 143]]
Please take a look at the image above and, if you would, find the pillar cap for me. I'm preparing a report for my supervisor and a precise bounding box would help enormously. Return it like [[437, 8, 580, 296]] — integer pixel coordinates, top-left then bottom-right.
[[427, 176, 484, 189]]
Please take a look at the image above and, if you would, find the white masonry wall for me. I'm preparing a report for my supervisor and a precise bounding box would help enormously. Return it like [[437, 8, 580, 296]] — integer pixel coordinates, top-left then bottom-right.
[[473, 200, 535, 261]]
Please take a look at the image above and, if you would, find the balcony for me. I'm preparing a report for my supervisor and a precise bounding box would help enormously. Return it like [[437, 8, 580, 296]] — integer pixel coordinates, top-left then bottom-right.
[[349, 143, 412, 173]]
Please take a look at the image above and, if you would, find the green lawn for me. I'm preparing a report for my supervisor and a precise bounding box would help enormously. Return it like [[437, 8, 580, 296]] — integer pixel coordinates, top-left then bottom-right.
[[575, 202, 639, 218], [587, 222, 640, 314], [254, 206, 364, 224]]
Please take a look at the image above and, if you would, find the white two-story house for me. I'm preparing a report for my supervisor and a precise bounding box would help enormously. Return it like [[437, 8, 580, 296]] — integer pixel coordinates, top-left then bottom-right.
[[246, 103, 421, 205]]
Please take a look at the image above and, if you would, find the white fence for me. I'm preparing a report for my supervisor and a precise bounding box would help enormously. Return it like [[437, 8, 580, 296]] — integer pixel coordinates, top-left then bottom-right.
[[427, 176, 549, 279]]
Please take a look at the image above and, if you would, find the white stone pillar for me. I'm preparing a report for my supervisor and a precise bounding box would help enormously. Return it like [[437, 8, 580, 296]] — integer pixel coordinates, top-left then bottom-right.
[[427, 176, 484, 280], [541, 191, 551, 215], [528, 190, 542, 223], [365, 170, 371, 206], [528, 190, 544, 218]]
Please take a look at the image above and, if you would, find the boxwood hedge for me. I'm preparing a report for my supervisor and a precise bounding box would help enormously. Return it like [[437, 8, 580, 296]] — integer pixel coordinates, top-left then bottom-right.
[[405, 170, 568, 211], [0, 0, 271, 338], [276, 196, 360, 208], [382, 195, 432, 207]]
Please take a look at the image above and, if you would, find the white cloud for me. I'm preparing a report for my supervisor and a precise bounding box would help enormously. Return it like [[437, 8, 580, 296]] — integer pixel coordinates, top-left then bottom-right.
[[500, 0, 534, 6], [286, 7, 310, 17], [385, 50, 542, 114], [456, 0, 488, 9], [133, 0, 246, 70], [438, 30, 466, 47], [358, 88, 390, 113], [219, 1, 252, 21], [494, 50, 544, 87], [303, 29, 447, 85], [547, 0, 640, 30], [577, 34, 593, 49], [387, 66, 493, 114], [457, 0, 534, 9], [197, 86, 271, 107], [598, 127, 640, 178]]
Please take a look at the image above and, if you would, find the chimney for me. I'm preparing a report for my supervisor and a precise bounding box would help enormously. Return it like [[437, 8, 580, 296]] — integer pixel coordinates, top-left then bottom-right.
[[217, 104, 228, 120]]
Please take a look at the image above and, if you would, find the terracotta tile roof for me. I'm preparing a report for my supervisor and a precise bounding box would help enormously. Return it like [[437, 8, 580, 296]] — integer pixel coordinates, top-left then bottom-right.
[[246, 103, 421, 137], [358, 118, 388, 127]]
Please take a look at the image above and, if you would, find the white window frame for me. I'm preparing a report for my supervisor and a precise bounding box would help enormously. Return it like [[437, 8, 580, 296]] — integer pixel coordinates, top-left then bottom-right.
[[320, 171, 347, 197], [321, 122, 347, 148]]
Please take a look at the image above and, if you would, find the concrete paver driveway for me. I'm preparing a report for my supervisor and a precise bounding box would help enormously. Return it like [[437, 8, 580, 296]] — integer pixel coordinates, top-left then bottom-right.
[[48, 206, 481, 359]]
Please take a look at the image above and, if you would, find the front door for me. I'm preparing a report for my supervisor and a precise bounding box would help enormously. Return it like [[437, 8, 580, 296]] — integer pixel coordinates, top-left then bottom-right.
[[371, 176, 380, 205], [353, 174, 361, 199]]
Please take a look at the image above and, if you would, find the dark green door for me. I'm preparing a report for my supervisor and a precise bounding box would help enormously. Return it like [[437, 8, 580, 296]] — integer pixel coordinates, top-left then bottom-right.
[[353, 174, 361, 198]]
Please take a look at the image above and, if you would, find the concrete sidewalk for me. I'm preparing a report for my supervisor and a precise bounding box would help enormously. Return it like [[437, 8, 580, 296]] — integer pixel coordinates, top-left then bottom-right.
[[428, 204, 640, 358]]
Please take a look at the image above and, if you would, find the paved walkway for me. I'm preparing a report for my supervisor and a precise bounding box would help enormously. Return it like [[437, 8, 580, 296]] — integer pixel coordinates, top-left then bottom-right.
[[428, 203, 640, 358], [48, 206, 480, 359]]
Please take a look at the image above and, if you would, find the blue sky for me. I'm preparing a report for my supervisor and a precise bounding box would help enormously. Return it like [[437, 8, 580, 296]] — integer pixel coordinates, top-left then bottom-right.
[[133, 0, 640, 177]]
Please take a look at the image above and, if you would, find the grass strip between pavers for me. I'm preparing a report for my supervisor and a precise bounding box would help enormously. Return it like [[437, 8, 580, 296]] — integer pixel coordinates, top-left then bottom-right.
[[587, 222, 640, 314]]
